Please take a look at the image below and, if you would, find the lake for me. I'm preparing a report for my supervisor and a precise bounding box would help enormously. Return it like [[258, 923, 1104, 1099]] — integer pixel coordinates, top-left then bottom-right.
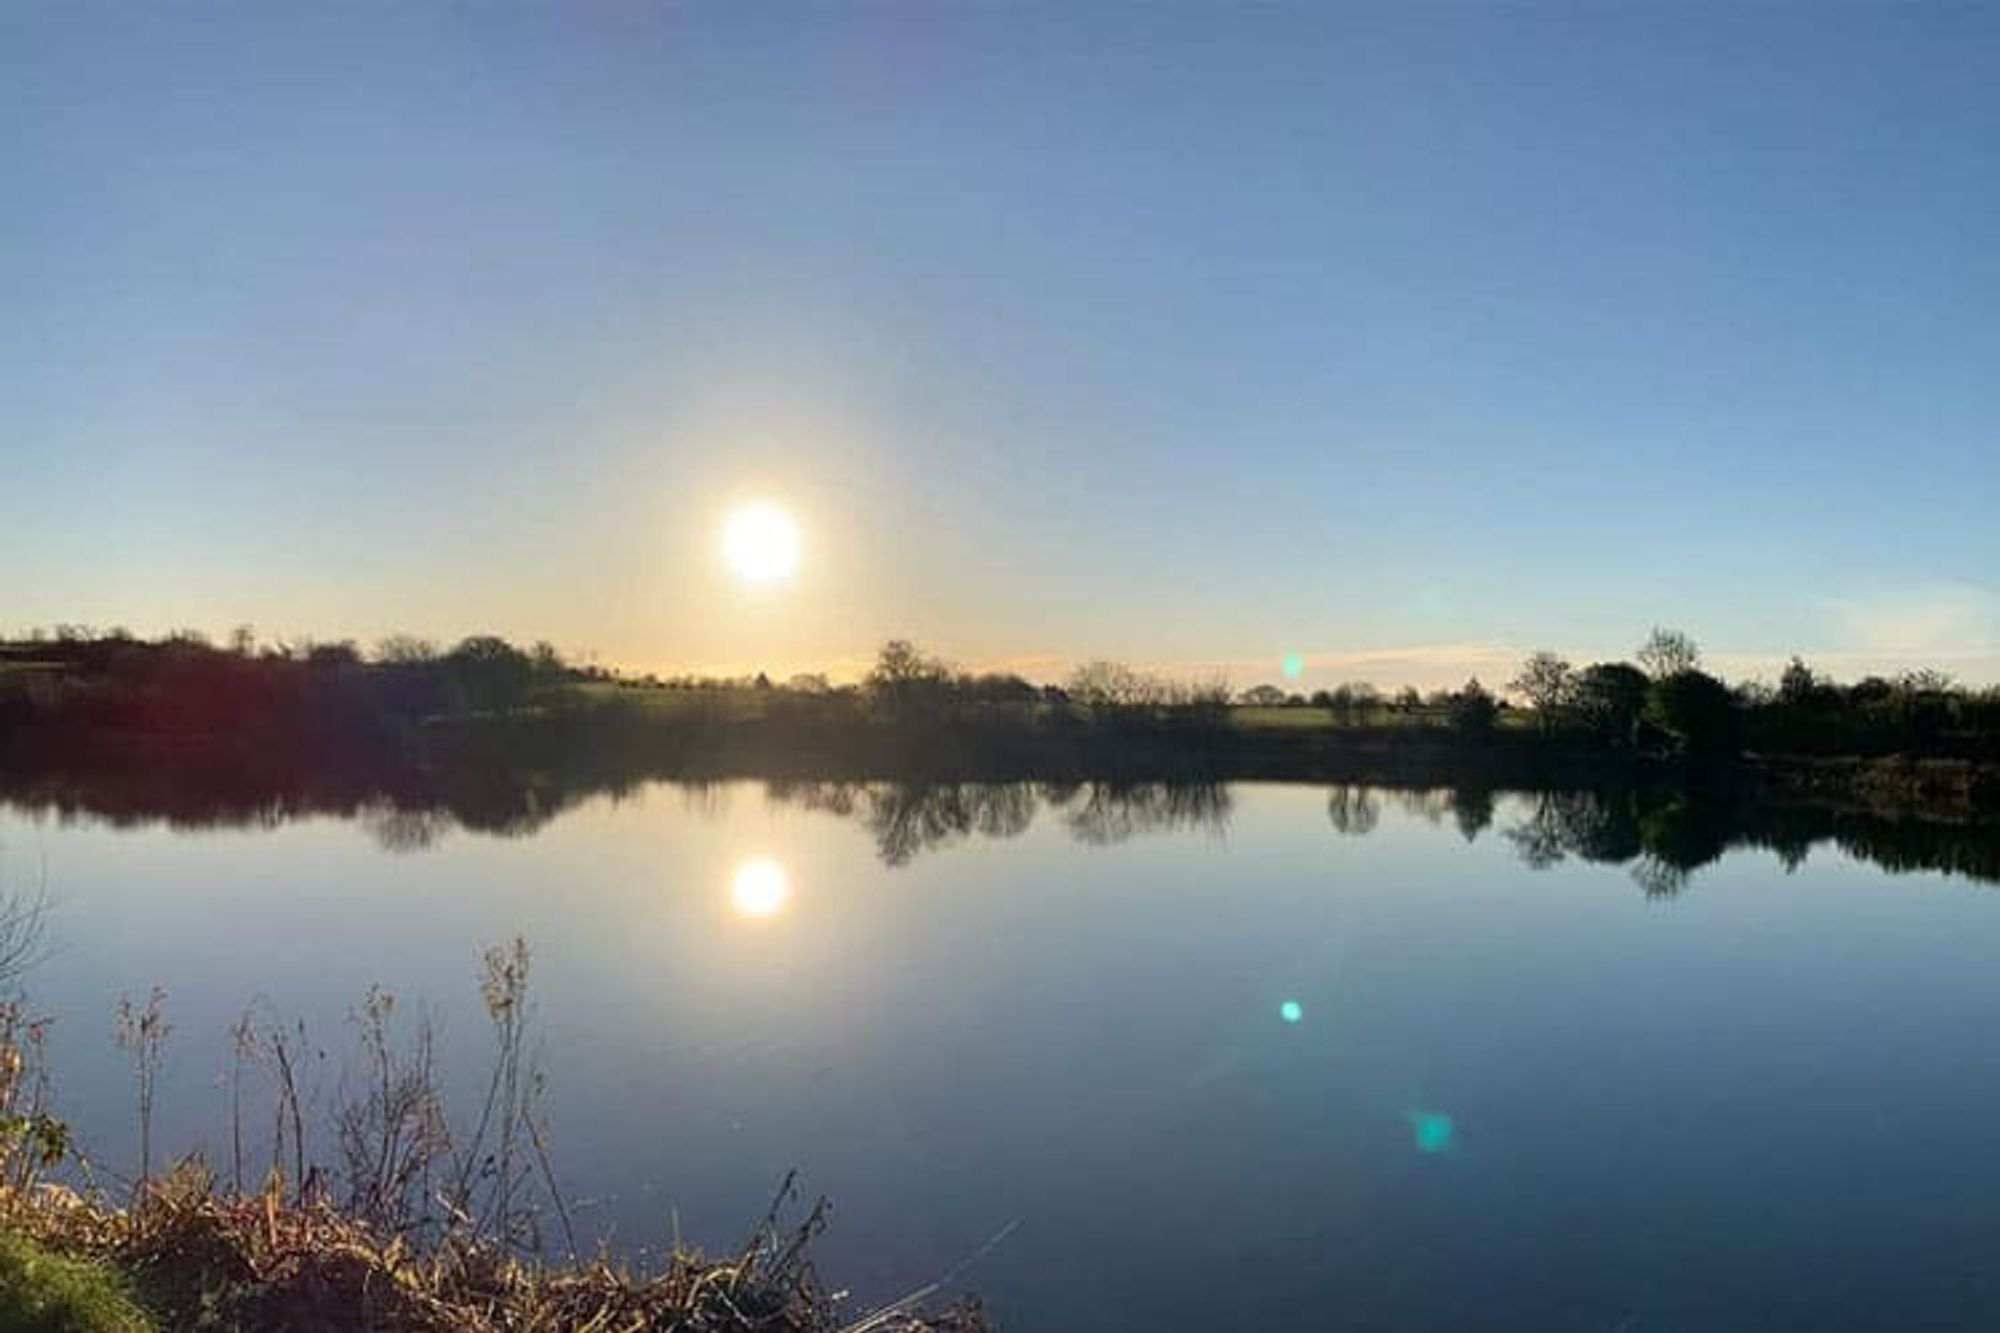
[[6, 779, 2000, 1331]]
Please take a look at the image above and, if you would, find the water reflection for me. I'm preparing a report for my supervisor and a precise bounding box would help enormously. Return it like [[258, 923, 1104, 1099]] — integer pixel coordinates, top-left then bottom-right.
[[1056, 780, 1232, 848], [1495, 786, 2000, 898], [1502, 789, 1744, 897], [761, 779, 1229, 866], [15, 778, 2000, 1330], [730, 857, 791, 919], [6, 764, 2000, 892], [340, 780, 2000, 895], [1325, 785, 1380, 836], [1327, 785, 1499, 843]]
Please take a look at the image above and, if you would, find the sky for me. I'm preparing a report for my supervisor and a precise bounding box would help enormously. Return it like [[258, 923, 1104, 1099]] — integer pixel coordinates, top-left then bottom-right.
[[6, 3, 1999, 689]]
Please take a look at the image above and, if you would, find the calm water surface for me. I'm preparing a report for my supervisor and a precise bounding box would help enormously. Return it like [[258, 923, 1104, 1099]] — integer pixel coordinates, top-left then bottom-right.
[[6, 781, 2000, 1331]]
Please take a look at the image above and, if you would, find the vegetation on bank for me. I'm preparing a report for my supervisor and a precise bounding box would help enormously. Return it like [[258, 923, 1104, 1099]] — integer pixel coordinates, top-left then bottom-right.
[[0, 936, 984, 1333], [4, 625, 1995, 762], [2, 1176, 983, 1333], [0, 1230, 149, 1333], [4, 628, 1999, 838]]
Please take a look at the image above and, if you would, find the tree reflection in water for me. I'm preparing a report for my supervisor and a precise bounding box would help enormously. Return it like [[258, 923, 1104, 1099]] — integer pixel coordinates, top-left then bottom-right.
[[1499, 789, 1734, 897], [763, 779, 1226, 865], [5, 766, 1998, 891]]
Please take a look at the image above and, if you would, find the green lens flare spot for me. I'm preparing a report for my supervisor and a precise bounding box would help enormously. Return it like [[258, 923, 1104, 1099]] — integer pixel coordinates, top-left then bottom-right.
[[1407, 1110, 1455, 1154], [1281, 653, 1304, 680], [1279, 1000, 1304, 1024]]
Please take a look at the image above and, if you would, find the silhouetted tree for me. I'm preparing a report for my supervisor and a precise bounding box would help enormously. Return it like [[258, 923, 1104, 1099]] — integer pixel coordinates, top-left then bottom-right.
[[306, 640, 361, 671], [444, 636, 536, 713], [1509, 651, 1574, 728], [1645, 669, 1739, 755], [1066, 661, 1223, 717], [1326, 681, 1381, 724], [1638, 627, 1701, 679], [1446, 678, 1498, 735], [1778, 656, 1822, 705], [376, 636, 438, 665], [871, 640, 942, 688], [529, 641, 568, 687], [1572, 662, 1649, 745], [867, 639, 958, 718], [1068, 661, 1147, 709]]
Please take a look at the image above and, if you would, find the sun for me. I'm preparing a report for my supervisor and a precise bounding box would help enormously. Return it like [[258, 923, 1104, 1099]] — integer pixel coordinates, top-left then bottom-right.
[[722, 502, 801, 584], [731, 857, 791, 919]]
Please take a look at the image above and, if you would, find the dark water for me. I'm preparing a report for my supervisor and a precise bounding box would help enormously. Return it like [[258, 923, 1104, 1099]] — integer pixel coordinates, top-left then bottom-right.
[[7, 781, 2000, 1331]]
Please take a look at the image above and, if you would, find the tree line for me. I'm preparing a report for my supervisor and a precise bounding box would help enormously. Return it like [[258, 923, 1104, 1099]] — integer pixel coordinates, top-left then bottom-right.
[[0, 627, 596, 740], [1502, 627, 2000, 759], [5, 625, 1998, 764]]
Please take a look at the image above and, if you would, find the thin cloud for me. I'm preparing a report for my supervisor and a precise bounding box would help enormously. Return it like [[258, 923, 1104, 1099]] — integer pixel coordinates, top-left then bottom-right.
[[1824, 584, 2000, 659], [647, 615, 2000, 692], [1140, 642, 1525, 691]]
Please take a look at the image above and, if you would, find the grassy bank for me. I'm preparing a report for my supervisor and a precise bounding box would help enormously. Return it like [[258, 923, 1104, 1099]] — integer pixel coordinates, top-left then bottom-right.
[[0, 1176, 984, 1333], [0, 1228, 149, 1333], [10, 630, 2000, 799]]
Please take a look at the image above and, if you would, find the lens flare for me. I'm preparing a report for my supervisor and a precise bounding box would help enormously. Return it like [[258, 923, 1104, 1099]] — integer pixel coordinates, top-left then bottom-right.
[[1281, 653, 1304, 680], [1407, 1109, 1456, 1154], [731, 857, 791, 918], [1279, 999, 1304, 1024]]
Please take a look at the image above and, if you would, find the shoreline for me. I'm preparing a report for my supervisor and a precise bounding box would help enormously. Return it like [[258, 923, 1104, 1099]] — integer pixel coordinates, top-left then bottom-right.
[[7, 710, 1999, 815]]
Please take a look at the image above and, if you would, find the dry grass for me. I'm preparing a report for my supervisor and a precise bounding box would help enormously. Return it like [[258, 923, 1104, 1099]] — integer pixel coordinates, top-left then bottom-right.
[[3, 1168, 987, 1333]]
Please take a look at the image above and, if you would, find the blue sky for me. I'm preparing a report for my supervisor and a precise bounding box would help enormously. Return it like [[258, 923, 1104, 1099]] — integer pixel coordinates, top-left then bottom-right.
[[6, 3, 1998, 687]]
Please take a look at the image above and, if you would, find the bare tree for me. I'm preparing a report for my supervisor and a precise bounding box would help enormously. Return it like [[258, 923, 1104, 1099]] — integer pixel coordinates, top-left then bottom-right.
[[1066, 661, 1224, 712], [1638, 627, 1700, 679], [1067, 661, 1148, 708], [1509, 651, 1574, 726], [375, 634, 439, 664], [867, 640, 951, 713]]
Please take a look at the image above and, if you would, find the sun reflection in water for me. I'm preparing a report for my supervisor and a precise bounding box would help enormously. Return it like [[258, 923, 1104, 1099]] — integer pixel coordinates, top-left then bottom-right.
[[731, 857, 791, 919]]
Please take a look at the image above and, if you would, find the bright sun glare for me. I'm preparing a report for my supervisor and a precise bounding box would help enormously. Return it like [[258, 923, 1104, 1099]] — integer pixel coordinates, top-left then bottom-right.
[[722, 502, 801, 584], [731, 857, 791, 919]]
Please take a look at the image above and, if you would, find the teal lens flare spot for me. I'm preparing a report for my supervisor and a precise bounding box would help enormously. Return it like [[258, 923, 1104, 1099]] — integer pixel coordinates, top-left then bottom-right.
[[1408, 1110, 1455, 1154], [1281, 653, 1304, 680], [1279, 1000, 1304, 1024]]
